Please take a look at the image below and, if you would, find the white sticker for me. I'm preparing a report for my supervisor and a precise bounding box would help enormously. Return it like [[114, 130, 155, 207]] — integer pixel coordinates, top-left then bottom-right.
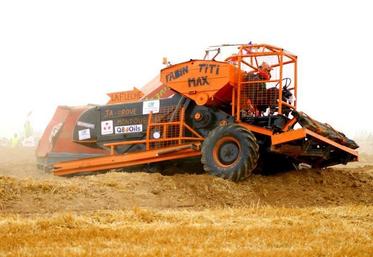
[[78, 129, 91, 140], [49, 122, 63, 143], [143, 100, 160, 114], [77, 121, 95, 129], [101, 120, 113, 135], [115, 124, 143, 134], [153, 131, 161, 139]]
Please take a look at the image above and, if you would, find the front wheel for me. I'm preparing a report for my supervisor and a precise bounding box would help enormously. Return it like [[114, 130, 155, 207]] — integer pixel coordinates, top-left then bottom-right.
[[201, 124, 259, 182]]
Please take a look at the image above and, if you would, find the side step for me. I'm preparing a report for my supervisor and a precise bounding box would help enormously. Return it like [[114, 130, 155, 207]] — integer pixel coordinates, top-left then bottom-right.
[[53, 143, 201, 176]]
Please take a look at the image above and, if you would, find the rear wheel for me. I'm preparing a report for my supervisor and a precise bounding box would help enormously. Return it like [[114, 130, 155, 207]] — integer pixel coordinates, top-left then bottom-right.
[[201, 124, 259, 181]]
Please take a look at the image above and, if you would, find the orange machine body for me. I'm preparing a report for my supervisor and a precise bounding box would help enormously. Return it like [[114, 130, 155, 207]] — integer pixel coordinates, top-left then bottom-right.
[[52, 43, 358, 177], [160, 60, 237, 106]]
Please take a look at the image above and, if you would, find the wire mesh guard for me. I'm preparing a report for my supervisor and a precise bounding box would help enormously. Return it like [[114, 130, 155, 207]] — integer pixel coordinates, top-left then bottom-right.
[[105, 105, 203, 155], [227, 44, 297, 119], [148, 105, 183, 150], [240, 67, 296, 118], [147, 105, 204, 150], [240, 74, 280, 116]]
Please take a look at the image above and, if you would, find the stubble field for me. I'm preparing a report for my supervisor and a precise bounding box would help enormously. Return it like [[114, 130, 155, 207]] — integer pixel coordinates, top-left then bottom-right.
[[0, 148, 372, 256]]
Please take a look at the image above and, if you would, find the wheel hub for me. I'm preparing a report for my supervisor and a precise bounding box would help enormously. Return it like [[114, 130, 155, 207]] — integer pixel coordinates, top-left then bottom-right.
[[218, 141, 239, 165]]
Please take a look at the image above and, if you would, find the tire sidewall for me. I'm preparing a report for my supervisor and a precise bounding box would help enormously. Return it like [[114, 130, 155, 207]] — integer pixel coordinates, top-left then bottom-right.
[[203, 126, 251, 178]]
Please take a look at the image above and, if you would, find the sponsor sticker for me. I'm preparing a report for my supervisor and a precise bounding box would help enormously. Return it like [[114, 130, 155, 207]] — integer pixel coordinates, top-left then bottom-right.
[[101, 120, 113, 135], [78, 129, 91, 140], [77, 121, 95, 129], [115, 124, 143, 134], [49, 122, 63, 143], [142, 100, 160, 114]]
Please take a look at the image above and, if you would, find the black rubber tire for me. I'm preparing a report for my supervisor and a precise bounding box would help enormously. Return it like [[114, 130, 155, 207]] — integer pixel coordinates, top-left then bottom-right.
[[201, 124, 259, 182]]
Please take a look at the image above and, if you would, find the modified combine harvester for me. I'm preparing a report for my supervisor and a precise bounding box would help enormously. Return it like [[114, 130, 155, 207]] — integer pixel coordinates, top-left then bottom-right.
[[43, 43, 358, 181]]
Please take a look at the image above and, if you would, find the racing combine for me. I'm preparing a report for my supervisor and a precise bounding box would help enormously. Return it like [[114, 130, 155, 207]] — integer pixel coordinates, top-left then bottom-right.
[[52, 43, 358, 181]]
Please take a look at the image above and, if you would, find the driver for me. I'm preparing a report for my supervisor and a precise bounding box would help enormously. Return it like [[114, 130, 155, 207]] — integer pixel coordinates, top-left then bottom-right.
[[256, 62, 272, 80], [243, 62, 273, 115]]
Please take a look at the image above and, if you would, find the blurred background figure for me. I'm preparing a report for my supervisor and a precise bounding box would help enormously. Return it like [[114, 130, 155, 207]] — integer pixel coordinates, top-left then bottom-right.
[[22, 111, 36, 147], [24, 111, 33, 138], [10, 133, 20, 148]]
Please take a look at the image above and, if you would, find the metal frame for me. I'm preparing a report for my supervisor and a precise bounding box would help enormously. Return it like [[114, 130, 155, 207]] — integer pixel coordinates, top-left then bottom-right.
[[104, 107, 204, 155], [225, 44, 297, 121], [54, 144, 201, 176], [54, 107, 204, 176]]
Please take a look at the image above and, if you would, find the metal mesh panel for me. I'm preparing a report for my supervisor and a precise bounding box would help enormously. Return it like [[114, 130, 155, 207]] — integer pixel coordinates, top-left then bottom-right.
[[105, 104, 203, 154], [240, 73, 280, 116], [238, 58, 296, 117], [230, 46, 297, 119], [148, 105, 183, 150], [152, 105, 180, 123]]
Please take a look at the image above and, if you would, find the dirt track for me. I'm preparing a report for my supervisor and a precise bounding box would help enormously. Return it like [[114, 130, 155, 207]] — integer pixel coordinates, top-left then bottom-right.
[[1, 147, 373, 256], [1, 148, 373, 213]]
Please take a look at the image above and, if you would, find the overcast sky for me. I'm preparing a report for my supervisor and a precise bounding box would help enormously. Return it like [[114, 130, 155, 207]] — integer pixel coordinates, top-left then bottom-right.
[[0, 0, 372, 138]]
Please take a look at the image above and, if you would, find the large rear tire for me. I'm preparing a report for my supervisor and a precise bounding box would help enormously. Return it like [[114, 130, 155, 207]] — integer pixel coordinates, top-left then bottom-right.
[[201, 124, 259, 182]]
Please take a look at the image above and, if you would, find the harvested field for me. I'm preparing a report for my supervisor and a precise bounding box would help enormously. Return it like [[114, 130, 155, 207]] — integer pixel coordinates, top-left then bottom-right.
[[1, 206, 372, 257], [0, 147, 372, 256]]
